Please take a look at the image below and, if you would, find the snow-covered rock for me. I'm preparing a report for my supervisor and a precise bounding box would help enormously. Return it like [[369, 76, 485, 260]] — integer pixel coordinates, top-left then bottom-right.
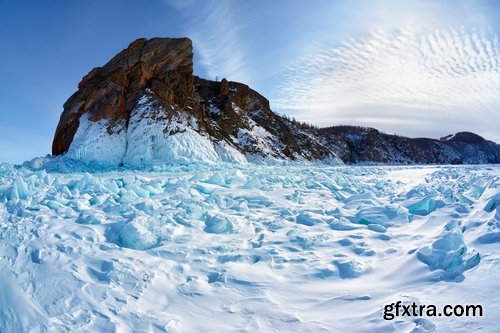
[[53, 37, 341, 167], [52, 37, 498, 167]]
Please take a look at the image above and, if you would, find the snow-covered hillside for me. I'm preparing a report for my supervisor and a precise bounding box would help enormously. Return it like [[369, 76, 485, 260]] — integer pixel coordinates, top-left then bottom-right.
[[320, 126, 500, 164], [0, 163, 499, 332]]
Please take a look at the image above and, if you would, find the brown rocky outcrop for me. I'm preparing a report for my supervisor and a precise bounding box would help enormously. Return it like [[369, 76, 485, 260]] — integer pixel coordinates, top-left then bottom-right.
[[52, 37, 198, 156], [52, 37, 338, 164]]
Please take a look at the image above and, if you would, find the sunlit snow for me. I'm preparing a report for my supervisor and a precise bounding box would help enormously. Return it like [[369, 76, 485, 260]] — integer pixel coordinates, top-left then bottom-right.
[[67, 96, 249, 168], [0, 161, 499, 332]]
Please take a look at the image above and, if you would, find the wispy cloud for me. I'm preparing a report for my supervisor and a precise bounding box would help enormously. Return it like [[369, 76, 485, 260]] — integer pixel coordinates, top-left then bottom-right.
[[274, 27, 500, 140], [167, 0, 251, 83]]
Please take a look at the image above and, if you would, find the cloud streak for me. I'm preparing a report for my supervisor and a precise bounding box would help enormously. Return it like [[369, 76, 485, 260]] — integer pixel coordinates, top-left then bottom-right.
[[167, 0, 251, 84], [274, 27, 500, 140]]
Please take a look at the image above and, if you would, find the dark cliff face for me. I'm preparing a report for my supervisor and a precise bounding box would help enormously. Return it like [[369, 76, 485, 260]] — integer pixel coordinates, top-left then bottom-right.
[[52, 37, 338, 164], [320, 126, 500, 164]]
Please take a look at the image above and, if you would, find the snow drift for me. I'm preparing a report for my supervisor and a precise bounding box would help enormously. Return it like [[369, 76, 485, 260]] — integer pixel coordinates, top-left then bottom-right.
[[0, 163, 499, 332]]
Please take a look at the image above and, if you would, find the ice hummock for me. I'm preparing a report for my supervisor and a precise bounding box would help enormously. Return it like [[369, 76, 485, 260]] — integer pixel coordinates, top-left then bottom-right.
[[417, 220, 480, 281], [0, 163, 498, 332]]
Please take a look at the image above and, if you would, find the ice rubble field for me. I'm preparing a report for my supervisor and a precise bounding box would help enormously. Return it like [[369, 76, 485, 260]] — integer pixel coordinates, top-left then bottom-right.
[[0, 162, 499, 332]]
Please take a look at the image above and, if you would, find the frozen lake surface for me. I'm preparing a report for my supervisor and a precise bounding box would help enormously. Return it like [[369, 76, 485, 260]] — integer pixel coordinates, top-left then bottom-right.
[[0, 163, 499, 332]]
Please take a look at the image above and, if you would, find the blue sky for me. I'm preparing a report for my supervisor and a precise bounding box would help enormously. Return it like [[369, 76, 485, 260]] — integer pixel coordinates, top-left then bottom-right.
[[1, 0, 499, 162]]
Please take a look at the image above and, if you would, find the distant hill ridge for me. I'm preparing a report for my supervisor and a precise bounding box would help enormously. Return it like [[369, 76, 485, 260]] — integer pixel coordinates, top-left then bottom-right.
[[52, 37, 500, 166], [319, 126, 500, 164]]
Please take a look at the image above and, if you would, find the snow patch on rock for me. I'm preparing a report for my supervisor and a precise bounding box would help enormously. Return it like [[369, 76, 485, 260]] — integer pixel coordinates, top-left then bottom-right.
[[66, 114, 127, 166], [66, 96, 251, 167]]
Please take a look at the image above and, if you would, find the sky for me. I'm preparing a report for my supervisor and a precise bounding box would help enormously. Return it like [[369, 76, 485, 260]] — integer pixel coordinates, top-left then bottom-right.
[[0, 0, 499, 163]]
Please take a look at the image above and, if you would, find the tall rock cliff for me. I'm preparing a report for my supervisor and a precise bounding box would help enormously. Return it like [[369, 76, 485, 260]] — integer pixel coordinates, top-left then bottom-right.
[[52, 37, 340, 166]]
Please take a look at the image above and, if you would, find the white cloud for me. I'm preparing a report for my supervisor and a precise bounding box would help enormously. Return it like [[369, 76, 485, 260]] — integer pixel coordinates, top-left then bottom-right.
[[166, 0, 251, 83], [274, 27, 500, 141]]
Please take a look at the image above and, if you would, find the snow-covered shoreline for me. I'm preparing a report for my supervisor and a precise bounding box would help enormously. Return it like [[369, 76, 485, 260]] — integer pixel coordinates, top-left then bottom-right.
[[0, 163, 499, 332]]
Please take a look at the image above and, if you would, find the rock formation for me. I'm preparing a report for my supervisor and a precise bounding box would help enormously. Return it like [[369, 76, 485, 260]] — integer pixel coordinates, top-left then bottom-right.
[[52, 37, 339, 166], [52, 37, 500, 166]]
